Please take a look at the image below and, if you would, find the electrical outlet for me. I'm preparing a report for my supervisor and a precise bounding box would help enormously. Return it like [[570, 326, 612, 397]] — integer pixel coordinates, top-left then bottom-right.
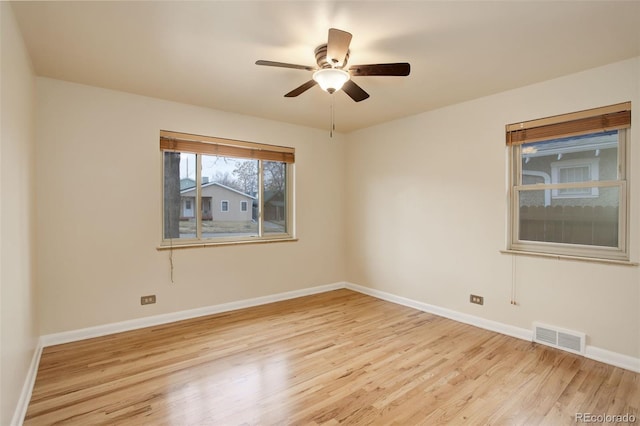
[[470, 294, 484, 305], [141, 295, 156, 305]]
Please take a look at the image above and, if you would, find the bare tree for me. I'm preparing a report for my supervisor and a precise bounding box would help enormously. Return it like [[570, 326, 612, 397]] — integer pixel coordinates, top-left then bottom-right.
[[233, 161, 258, 195], [163, 152, 181, 238], [212, 171, 242, 191], [264, 161, 285, 193]]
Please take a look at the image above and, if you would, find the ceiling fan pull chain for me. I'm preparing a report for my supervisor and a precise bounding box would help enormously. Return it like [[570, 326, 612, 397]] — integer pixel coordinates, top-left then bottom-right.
[[330, 94, 335, 138]]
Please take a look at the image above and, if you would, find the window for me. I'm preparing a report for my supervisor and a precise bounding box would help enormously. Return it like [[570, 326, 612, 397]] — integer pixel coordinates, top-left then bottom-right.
[[161, 130, 294, 245], [551, 158, 599, 198], [506, 102, 631, 260]]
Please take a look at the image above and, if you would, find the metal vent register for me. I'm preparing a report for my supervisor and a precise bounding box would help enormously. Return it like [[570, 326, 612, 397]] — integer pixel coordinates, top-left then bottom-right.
[[533, 322, 585, 355]]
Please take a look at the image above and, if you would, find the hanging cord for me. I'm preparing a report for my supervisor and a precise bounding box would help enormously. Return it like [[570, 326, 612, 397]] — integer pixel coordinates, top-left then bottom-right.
[[167, 187, 175, 284], [169, 237, 174, 284], [330, 94, 335, 138], [510, 255, 517, 305]]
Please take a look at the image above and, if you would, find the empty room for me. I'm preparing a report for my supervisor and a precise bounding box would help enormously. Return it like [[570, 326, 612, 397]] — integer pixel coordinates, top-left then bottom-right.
[[1, 1, 639, 425]]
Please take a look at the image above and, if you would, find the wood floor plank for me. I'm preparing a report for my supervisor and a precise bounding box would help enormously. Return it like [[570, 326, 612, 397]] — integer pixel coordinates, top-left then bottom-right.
[[25, 289, 639, 425]]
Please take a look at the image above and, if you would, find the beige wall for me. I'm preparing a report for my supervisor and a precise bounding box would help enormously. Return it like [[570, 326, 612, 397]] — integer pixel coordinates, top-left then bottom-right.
[[35, 78, 346, 335], [0, 3, 39, 425], [345, 57, 640, 358]]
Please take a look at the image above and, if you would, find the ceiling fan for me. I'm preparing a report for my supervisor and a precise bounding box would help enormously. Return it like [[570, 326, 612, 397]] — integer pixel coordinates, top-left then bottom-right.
[[256, 28, 410, 102]]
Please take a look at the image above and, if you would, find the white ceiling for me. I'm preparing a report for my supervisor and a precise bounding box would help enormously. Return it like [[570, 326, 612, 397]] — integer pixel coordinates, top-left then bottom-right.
[[11, 1, 640, 133]]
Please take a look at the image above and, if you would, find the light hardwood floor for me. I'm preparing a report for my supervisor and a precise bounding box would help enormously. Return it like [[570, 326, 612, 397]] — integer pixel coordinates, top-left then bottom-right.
[[25, 289, 638, 425]]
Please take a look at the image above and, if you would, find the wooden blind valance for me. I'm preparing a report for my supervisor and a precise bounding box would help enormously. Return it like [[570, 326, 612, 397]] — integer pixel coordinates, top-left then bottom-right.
[[506, 102, 631, 146], [160, 130, 295, 163]]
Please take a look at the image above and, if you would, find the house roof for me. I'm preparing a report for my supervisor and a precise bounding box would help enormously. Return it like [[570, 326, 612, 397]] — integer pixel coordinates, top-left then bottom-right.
[[180, 181, 256, 200], [11, 2, 640, 133], [263, 190, 284, 204], [180, 178, 196, 191]]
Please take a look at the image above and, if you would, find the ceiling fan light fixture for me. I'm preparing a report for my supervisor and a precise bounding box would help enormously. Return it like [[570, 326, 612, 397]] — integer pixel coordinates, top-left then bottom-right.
[[312, 68, 350, 94]]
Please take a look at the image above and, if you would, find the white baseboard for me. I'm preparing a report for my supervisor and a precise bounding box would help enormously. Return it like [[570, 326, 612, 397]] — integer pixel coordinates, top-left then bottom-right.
[[20, 279, 638, 426], [11, 340, 43, 426], [344, 282, 640, 373], [39, 280, 640, 372], [586, 345, 640, 373], [41, 282, 345, 347], [345, 282, 532, 341]]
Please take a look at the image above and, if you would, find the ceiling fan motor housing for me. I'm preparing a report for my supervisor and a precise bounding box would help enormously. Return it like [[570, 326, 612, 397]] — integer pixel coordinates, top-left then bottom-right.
[[315, 44, 350, 69]]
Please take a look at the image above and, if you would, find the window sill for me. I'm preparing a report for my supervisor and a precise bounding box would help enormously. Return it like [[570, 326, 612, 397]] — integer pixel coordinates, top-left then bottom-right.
[[157, 237, 298, 250], [500, 249, 638, 266]]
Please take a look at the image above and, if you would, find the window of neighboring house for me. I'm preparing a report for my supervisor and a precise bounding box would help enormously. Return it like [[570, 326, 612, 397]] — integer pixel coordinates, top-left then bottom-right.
[[161, 130, 295, 246], [506, 102, 631, 261], [551, 158, 599, 198]]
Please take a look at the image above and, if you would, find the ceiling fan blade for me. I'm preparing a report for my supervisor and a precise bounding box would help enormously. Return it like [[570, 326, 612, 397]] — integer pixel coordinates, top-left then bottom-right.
[[256, 60, 315, 71], [327, 28, 352, 67], [342, 80, 370, 102], [349, 63, 411, 77], [284, 80, 318, 97]]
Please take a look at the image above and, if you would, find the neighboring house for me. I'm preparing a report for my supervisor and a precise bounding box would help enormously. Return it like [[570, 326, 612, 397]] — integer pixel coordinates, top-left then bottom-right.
[[180, 181, 255, 221], [520, 131, 618, 207], [264, 189, 285, 223]]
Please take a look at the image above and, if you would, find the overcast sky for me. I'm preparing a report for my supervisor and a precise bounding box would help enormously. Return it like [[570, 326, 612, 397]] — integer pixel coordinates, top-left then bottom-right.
[[180, 154, 247, 181]]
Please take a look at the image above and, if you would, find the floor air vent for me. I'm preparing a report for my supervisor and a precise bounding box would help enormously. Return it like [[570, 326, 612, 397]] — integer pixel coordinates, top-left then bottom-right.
[[533, 322, 585, 355]]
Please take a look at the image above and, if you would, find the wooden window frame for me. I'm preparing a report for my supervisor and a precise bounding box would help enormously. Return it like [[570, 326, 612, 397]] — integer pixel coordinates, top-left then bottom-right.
[[506, 103, 631, 262], [160, 130, 295, 248]]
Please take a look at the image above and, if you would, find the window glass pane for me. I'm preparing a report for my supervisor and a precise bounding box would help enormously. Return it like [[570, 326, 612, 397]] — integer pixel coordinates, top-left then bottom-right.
[[518, 187, 619, 247], [164, 152, 196, 239], [521, 130, 618, 185], [201, 155, 258, 238], [263, 161, 287, 234]]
